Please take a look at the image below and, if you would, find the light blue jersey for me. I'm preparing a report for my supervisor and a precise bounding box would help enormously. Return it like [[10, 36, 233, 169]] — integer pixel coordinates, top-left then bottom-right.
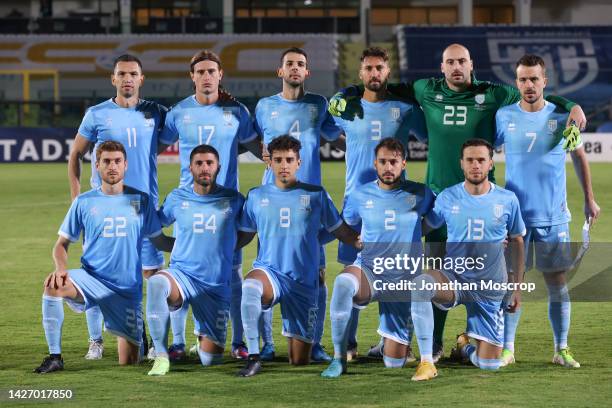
[[333, 98, 427, 197], [58, 186, 162, 298], [254, 93, 342, 185], [239, 182, 343, 287], [158, 185, 245, 293], [495, 101, 572, 227], [426, 183, 525, 283], [160, 96, 257, 189], [78, 99, 169, 202], [344, 180, 434, 245]]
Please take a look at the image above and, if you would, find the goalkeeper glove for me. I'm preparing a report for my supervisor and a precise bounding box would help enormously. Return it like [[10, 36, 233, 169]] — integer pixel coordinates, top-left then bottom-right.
[[328, 92, 347, 117], [562, 123, 582, 151]]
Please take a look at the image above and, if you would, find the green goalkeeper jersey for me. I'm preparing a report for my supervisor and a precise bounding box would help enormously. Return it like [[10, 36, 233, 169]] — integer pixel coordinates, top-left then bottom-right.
[[387, 76, 575, 193]]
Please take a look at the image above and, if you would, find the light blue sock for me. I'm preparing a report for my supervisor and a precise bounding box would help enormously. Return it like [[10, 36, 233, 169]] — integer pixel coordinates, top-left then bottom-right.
[[197, 349, 224, 366], [466, 345, 501, 370], [146, 274, 171, 355], [170, 301, 188, 346], [42, 295, 64, 355], [411, 274, 435, 362], [85, 305, 103, 342], [347, 307, 360, 347], [230, 278, 244, 347], [548, 284, 571, 351], [314, 283, 328, 344], [259, 307, 274, 345], [242, 279, 263, 355], [330, 274, 359, 359], [383, 354, 406, 368], [503, 308, 522, 352]]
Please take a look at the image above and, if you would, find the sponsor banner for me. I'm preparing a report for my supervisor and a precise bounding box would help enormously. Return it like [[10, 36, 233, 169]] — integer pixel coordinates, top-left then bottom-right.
[[396, 25, 612, 111], [1, 129, 609, 163], [0, 34, 337, 98]]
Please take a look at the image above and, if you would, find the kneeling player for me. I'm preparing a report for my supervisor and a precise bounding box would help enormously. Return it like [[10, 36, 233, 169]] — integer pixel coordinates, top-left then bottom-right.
[[35, 141, 170, 373], [146, 145, 245, 375], [415, 139, 525, 371], [321, 138, 437, 381], [236, 135, 361, 377]]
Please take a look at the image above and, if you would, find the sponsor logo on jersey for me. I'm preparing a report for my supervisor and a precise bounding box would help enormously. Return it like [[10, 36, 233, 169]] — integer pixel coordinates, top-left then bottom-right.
[[271, 111, 279, 119], [451, 205, 460, 214], [300, 195, 311, 211], [260, 198, 269, 207], [181, 201, 189, 209], [548, 119, 558, 132], [494, 204, 504, 219], [183, 114, 192, 124], [131, 200, 141, 214], [365, 200, 374, 209], [435, 94, 443, 101], [508, 122, 516, 132], [391, 107, 400, 121], [475, 94, 485, 104]]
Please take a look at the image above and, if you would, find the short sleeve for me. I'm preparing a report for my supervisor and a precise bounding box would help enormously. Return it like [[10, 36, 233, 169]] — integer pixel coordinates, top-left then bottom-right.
[[159, 106, 179, 145], [494, 110, 506, 148], [342, 193, 361, 226], [425, 191, 446, 229], [321, 190, 343, 232], [238, 191, 258, 232], [238, 106, 258, 143], [320, 99, 343, 141], [77, 108, 97, 142], [58, 199, 83, 242], [507, 194, 526, 238], [143, 195, 162, 238], [157, 192, 177, 227]]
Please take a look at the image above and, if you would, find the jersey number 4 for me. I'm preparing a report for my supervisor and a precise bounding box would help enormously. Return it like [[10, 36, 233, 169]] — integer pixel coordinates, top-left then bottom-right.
[[443, 106, 467, 126]]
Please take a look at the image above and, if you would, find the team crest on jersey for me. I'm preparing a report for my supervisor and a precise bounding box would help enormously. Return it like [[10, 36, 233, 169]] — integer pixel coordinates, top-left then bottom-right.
[[405, 195, 416, 208], [181, 201, 189, 210], [548, 120, 558, 132], [260, 198, 270, 207], [475, 94, 485, 105], [451, 205, 460, 215], [493, 204, 504, 219], [391, 108, 400, 121], [309, 105, 318, 121], [222, 200, 232, 215], [435, 94, 443, 101], [300, 195, 311, 211], [365, 200, 374, 209], [131, 200, 141, 215], [144, 118, 155, 127], [223, 110, 233, 125]]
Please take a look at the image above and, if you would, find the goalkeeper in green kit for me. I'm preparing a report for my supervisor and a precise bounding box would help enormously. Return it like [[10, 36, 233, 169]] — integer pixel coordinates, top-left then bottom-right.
[[329, 43, 586, 362]]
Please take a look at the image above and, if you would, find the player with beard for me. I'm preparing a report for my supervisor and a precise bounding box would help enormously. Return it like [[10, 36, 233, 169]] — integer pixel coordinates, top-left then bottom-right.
[[146, 144, 246, 376], [329, 43, 585, 361], [253, 47, 343, 362], [331, 46, 427, 361], [321, 138, 438, 381], [415, 139, 526, 372]]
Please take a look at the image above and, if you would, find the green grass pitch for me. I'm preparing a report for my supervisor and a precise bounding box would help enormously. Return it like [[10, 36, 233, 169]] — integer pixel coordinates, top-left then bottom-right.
[[0, 161, 610, 407]]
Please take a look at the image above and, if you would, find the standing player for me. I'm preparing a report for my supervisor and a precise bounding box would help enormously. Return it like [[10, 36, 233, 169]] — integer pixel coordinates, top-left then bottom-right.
[[254, 47, 343, 362], [329, 43, 586, 361], [321, 138, 437, 381], [34, 141, 171, 373], [415, 139, 526, 371], [160, 50, 260, 360], [236, 136, 361, 377], [495, 54, 600, 367], [68, 54, 171, 360], [332, 46, 427, 360], [146, 144, 245, 376]]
